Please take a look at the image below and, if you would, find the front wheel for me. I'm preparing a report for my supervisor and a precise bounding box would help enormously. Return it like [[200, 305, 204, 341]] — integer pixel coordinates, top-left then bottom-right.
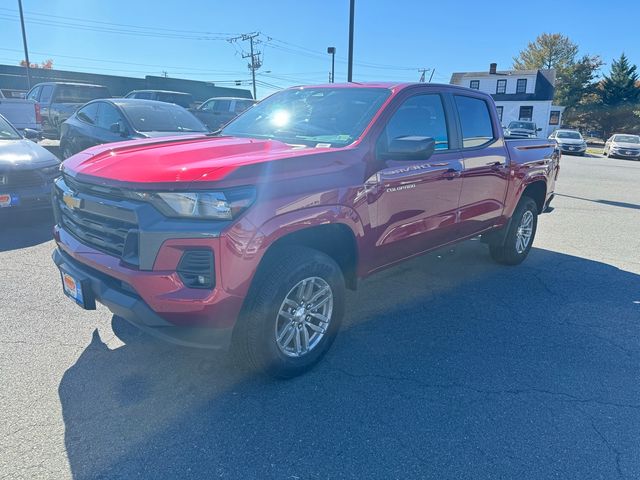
[[489, 197, 538, 265], [232, 246, 345, 378]]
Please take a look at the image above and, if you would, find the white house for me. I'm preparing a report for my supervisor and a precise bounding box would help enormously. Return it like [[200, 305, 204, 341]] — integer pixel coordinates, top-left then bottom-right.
[[450, 64, 565, 138]]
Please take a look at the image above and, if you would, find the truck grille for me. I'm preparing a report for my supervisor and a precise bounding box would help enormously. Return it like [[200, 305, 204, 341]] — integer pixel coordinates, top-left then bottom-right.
[[55, 175, 138, 259], [0, 165, 60, 187]]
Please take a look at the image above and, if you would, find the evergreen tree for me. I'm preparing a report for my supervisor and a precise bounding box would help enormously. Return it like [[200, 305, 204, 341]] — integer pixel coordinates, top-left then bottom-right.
[[600, 53, 640, 105]]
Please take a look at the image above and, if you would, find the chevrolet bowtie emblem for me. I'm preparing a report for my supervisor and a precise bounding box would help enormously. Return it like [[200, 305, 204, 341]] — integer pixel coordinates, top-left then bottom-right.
[[62, 191, 82, 210]]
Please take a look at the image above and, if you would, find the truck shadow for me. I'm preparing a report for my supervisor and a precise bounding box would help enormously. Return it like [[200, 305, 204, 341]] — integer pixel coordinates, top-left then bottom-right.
[[58, 243, 640, 479], [0, 210, 54, 252]]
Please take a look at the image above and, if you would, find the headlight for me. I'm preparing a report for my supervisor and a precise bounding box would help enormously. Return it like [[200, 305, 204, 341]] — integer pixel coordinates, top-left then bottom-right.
[[134, 187, 256, 220]]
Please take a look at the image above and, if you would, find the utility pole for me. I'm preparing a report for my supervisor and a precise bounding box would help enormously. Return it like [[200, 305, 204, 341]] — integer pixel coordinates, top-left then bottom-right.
[[229, 32, 262, 100], [17, 0, 31, 90], [327, 47, 336, 83], [347, 0, 354, 82], [428, 69, 435, 83], [418, 68, 430, 83]]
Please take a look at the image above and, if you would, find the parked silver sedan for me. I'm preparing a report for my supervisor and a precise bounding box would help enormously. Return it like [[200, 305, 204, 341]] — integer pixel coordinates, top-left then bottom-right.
[[603, 134, 640, 159]]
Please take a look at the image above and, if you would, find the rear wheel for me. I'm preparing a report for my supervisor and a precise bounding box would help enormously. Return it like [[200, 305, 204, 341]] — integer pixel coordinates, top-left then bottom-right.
[[233, 246, 345, 378], [489, 197, 538, 265]]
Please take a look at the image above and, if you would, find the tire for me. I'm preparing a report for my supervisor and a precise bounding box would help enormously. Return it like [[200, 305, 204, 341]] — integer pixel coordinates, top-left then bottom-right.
[[489, 196, 538, 265], [232, 246, 345, 379]]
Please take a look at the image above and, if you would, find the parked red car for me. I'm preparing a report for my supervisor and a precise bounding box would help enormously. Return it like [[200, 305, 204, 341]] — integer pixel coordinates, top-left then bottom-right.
[[52, 83, 559, 377]]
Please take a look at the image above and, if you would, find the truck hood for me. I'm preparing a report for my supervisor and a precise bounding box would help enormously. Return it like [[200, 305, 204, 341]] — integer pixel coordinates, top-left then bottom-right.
[[0, 139, 60, 167], [62, 135, 333, 184]]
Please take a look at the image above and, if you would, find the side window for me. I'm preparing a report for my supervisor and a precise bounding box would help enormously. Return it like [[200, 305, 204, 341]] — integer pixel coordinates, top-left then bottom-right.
[[134, 92, 153, 100], [96, 103, 125, 130], [378, 94, 449, 152], [27, 86, 41, 101], [213, 100, 231, 113], [76, 103, 100, 125], [39, 85, 54, 104], [454, 95, 495, 148]]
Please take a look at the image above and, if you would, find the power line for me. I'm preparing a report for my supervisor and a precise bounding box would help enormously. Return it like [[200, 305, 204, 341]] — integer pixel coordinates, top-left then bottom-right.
[[228, 33, 264, 99]]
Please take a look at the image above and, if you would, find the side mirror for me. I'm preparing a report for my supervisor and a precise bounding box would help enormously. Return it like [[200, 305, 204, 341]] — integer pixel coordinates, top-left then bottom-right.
[[380, 136, 435, 161], [537, 127, 542, 132], [110, 122, 128, 137], [22, 128, 40, 141]]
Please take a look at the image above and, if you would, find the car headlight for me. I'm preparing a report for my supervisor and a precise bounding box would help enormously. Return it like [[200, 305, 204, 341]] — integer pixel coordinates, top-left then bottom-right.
[[133, 187, 256, 220]]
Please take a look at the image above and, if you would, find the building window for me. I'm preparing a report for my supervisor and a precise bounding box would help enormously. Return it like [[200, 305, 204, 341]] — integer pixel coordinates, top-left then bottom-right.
[[496, 106, 503, 122], [469, 80, 480, 90], [519, 106, 533, 121], [496, 79, 506, 94], [516, 79, 527, 94], [549, 110, 560, 125]]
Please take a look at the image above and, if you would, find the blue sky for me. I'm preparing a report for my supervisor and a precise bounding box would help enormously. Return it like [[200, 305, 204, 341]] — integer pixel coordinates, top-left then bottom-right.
[[0, 0, 638, 98]]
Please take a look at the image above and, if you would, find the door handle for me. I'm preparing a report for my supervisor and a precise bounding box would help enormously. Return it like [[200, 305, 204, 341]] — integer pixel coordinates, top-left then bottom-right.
[[442, 168, 461, 180], [486, 161, 505, 170]]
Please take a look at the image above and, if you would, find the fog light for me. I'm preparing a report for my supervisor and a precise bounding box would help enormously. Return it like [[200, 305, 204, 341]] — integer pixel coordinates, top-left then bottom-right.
[[177, 250, 215, 289]]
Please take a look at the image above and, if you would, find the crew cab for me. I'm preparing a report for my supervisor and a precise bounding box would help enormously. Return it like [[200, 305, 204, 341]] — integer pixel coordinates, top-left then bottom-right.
[[51, 83, 559, 378], [27, 82, 111, 139]]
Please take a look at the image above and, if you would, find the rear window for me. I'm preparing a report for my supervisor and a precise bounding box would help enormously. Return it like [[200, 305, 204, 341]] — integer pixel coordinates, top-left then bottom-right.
[[53, 85, 110, 103], [122, 102, 207, 132], [454, 95, 495, 148]]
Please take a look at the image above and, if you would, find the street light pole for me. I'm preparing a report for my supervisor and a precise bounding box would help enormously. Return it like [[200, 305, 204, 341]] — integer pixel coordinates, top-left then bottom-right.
[[347, 0, 354, 82], [327, 47, 336, 83], [17, 0, 32, 90]]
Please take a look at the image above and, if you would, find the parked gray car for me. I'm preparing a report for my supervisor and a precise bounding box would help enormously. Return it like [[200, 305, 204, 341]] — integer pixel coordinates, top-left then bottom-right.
[[0, 114, 60, 211], [549, 129, 587, 156], [603, 134, 640, 159]]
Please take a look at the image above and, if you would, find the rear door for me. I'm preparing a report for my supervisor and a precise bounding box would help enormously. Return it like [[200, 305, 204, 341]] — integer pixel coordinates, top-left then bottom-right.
[[453, 94, 510, 236], [368, 91, 463, 270], [72, 102, 101, 152], [93, 102, 129, 146]]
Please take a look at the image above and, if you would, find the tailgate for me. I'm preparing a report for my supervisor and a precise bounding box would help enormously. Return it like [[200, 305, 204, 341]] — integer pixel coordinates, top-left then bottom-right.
[[0, 99, 37, 130]]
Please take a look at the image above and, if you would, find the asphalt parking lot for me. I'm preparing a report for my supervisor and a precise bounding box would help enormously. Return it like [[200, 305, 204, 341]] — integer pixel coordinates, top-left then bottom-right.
[[1, 154, 639, 479]]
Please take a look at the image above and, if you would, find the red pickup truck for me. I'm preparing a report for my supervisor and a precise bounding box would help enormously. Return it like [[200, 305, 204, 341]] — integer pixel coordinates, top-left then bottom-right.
[[52, 83, 559, 378]]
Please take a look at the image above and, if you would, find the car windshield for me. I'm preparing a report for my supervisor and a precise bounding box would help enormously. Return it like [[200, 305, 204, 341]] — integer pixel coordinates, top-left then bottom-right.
[[0, 116, 21, 140], [557, 131, 582, 139], [53, 85, 110, 103], [508, 122, 535, 130], [614, 135, 639, 143], [122, 102, 208, 132], [221, 87, 391, 147]]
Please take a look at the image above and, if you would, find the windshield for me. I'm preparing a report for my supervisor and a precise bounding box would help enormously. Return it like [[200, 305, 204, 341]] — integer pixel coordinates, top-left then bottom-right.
[[221, 87, 391, 147], [53, 85, 110, 103], [122, 102, 208, 132], [508, 121, 535, 130], [557, 131, 582, 139], [0, 116, 21, 140], [613, 134, 639, 143]]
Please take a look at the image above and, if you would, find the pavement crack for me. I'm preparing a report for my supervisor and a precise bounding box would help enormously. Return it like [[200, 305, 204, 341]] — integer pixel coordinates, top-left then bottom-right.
[[577, 406, 624, 478]]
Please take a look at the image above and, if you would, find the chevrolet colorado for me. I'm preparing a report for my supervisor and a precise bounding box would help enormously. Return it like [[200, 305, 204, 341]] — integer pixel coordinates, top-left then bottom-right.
[[52, 83, 559, 378]]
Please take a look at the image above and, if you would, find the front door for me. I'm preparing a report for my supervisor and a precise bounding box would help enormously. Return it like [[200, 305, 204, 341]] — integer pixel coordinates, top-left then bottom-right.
[[368, 93, 463, 271]]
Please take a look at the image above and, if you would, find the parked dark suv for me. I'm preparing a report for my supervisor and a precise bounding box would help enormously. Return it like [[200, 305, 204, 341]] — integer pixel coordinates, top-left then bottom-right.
[[124, 90, 193, 108], [26, 82, 111, 139]]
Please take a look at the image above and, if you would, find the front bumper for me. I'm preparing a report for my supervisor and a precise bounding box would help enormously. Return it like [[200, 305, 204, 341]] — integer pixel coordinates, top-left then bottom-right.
[[0, 183, 53, 210], [53, 246, 236, 349], [558, 144, 586, 154], [610, 149, 640, 158]]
